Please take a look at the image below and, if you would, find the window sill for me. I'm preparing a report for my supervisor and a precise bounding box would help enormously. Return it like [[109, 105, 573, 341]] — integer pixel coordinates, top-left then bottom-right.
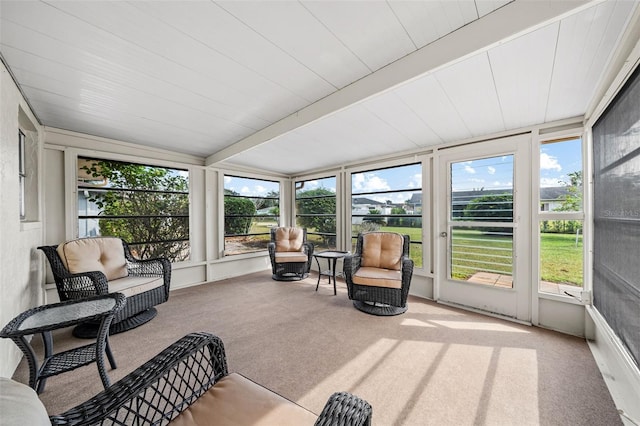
[[538, 290, 588, 305], [20, 221, 41, 231]]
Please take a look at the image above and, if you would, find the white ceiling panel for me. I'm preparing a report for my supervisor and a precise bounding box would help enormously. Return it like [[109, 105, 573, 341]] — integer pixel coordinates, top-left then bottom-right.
[[546, 0, 637, 121], [434, 52, 506, 137], [362, 91, 442, 147], [215, 1, 370, 89], [389, 0, 479, 47], [130, 1, 340, 99], [489, 22, 558, 129], [300, 0, 416, 71], [394, 74, 473, 143], [476, 0, 512, 18]]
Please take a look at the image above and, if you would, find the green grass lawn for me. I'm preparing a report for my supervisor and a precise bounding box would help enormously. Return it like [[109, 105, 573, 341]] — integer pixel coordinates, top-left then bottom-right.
[[446, 229, 582, 285]]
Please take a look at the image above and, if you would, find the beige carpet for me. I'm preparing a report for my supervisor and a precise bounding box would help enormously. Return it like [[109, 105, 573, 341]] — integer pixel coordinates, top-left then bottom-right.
[[12, 272, 621, 425]]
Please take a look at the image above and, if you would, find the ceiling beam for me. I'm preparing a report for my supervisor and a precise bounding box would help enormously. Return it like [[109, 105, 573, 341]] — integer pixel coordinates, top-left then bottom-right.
[[206, 0, 599, 166]]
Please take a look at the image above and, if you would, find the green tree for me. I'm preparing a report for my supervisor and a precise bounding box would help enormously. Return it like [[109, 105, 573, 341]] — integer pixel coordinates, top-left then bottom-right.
[[556, 171, 583, 212], [463, 194, 512, 233], [363, 209, 386, 226], [552, 171, 583, 234], [296, 188, 336, 243], [463, 194, 513, 221], [224, 195, 256, 235], [81, 159, 189, 261], [388, 207, 406, 226]]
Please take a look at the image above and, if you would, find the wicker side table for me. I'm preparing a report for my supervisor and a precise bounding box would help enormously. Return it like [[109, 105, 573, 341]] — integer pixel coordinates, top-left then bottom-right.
[[0, 293, 125, 393], [313, 251, 350, 295]]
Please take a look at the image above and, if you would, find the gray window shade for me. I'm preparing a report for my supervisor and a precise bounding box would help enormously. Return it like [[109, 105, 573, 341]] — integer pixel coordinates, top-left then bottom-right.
[[592, 64, 640, 368]]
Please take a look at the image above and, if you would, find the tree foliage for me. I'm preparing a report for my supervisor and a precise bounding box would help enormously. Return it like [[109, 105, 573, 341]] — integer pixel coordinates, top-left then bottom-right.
[[296, 188, 336, 233], [224, 196, 256, 235], [363, 209, 387, 226], [463, 194, 513, 221], [81, 159, 189, 261]]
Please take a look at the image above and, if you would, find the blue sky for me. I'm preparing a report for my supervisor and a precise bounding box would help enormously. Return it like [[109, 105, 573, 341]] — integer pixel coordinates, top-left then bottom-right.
[[224, 138, 581, 201], [453, 138, 582, 192]]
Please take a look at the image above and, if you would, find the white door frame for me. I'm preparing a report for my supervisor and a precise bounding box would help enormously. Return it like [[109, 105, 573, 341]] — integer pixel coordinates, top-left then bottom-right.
[[435, 134, 532, 323]]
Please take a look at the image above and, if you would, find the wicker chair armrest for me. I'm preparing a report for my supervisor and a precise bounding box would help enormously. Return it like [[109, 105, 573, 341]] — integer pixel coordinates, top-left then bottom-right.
[[315, 391, 372, 426], [60, 271, 109, 298], [302, 241, 314, 255], [401, 257, 414, 285], [126, 256, 171, 277], [50, 332, 227, 426], [343, 254, 362, 278]]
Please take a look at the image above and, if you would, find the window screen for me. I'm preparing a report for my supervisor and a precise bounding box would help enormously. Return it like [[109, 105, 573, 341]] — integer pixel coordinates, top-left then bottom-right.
[[592, 64, 640, 368]]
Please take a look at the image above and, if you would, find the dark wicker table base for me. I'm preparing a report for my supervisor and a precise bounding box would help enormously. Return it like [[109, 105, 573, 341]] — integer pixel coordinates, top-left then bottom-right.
[[353, 300, 408, 316], [73, 307, 157, 339]]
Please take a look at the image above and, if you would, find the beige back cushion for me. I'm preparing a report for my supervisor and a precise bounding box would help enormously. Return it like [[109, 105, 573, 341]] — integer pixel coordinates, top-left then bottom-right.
[[361, 233, 403, 270], [57, 237, 128, 281], [275, 227, 304, 252]]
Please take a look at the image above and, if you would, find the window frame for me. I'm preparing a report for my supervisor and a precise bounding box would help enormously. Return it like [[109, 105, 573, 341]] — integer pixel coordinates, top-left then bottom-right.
[[18, 130, 26, 220], [223, 174, 280, 257], [295, 175, 338, 251], [535, 132, 587, 301], [347, 160, 424, 269], [76, 156, 191, 262]]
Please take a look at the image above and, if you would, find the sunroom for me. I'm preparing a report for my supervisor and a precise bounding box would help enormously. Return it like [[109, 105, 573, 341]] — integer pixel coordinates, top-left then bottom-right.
[[1, 1, 639, 424]]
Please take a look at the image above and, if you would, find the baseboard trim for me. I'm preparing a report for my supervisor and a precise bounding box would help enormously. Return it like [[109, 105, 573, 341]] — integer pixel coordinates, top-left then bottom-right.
[[586, 306, 640, 426]]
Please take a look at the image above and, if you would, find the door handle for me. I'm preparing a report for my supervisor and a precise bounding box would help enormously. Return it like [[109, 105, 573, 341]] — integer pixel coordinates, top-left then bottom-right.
[[440, 231, 448, 238]]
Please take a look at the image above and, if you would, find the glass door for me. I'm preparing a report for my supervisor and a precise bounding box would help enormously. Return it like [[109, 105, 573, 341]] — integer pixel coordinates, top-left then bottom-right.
[[437, 135, 531, 321]]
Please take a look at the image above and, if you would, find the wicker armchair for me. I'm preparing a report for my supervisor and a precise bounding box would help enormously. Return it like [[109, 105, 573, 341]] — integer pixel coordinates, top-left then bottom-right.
[[48, 332, 372, 426], [344, 232, 414, 316], [38, 237, 171, 337], [268, 227, 314, 281]]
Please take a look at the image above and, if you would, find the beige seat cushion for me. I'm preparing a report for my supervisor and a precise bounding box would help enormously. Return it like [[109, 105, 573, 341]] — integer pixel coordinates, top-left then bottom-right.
[[57, 237, 128, 281], [275, 227, 304, 252], [275, 251, 308, 263], [361, 233, 403, 270], [108, 276, 164, 298], [353, 266, 402, 289], [0, 378, 50, 426], [168, 373, 317, 426]]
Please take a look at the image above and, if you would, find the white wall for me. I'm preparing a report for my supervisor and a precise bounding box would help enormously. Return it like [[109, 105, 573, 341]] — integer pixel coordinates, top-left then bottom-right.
[[0, 61, 45, 377]]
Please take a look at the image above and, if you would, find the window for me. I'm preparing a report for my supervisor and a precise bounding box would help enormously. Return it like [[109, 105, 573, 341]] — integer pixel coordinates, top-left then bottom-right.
[[224, 175, 279, 256], [450, 155, 514, 286], [295, 176, 336, 251], [77, 157, 190, 262], [351, 163, 422, 268], [538, 138, 583, 295], [18, 130, 26, 220]]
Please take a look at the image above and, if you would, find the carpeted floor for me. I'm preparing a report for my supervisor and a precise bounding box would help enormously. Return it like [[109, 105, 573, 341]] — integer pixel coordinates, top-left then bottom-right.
[[12, 272, 621, 425]]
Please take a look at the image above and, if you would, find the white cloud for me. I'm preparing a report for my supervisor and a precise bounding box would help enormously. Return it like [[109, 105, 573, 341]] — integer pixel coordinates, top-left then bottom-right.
[[407, 173, 422, 188], [540, 153, 562, 171], [224, 176, 232, 184], [353, 173, 390, 192], [464, 165, 476, 174], [240, 186, 250, 194], [488, 166, 496, 175], [540, 177, 562, 187]]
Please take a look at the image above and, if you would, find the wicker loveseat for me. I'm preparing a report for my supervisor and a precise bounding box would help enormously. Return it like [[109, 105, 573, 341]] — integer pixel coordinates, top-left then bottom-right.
[[0, 332, 372, 426], [38, 237, 171, 337], [344, 232, 414, 316]]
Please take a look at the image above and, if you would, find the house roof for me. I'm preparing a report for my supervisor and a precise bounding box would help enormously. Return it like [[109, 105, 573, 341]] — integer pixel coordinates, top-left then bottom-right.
[[407, 187, 570, 204], [1, 1, 638, 175]]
